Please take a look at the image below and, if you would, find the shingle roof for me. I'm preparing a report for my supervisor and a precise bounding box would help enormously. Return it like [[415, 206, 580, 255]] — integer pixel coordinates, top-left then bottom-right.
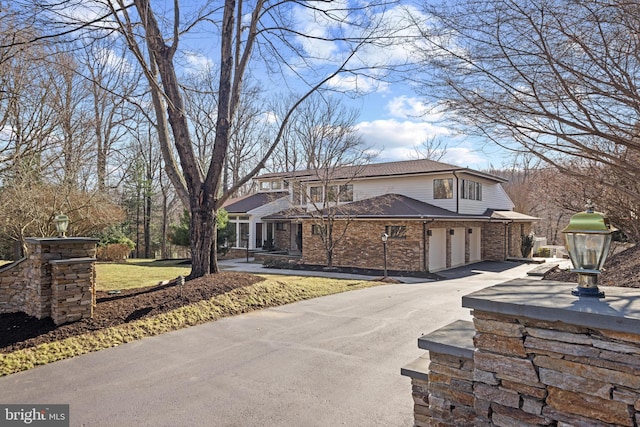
[[256, 158, 507, 183], [223, 192, 288, 213], [264, 194, 489, 220]]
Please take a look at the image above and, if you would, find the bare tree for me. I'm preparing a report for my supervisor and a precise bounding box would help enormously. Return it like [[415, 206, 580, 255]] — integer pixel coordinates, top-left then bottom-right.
[[287, 94, 374, 268], [81, 39, 140, 191], [413, 0, 640, 203], [410, 135, 447, 162], [104, 0, 401, 278]]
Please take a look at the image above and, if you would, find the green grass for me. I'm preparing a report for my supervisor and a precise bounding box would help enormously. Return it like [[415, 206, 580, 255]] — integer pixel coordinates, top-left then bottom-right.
[[0, 271, 383, 377], [96, 259, 191, 291]]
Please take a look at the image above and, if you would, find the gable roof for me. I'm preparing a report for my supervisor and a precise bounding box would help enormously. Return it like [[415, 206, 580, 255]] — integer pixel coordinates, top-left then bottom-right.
[[223, 192, 288, 214], [256, 158, 507, 183]]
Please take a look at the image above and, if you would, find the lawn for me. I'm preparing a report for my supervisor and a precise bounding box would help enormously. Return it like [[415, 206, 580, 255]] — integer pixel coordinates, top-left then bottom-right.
[[1, 261, 385, 376], [96, 259, 192, 291]]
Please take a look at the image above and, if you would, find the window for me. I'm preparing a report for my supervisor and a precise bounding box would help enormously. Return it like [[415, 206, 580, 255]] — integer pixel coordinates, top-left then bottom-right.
[[434, 178, 453, 199], [309, 186, 323, 203], [327, 184, 354, 202], [311, 224, 323, 235], [385, 225, 407, 239], [260, 181, 270, 191], [276, 222, 287, 231], [239, 223, 249, 244], [293, 183, 304, 205], [461, 179, 482, 201], [271, 181, 281, 190]]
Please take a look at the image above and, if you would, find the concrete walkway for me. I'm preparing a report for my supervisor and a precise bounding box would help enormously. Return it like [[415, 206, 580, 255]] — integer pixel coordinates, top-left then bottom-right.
[[0, 261, 542, 426], [218, 257, 431, 283]]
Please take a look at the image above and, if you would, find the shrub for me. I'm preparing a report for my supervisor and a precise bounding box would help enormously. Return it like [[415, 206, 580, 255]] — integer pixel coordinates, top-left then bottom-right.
[[97, 244, 131, 262]]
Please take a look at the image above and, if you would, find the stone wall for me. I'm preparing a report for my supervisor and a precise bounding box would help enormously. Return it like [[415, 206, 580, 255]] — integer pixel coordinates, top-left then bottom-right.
[[0, 259, 28, 314], [300, 219, 525, 272], [0, 238, 98, 325], [50, 258, 96, 325], [403, 279, 640, 427]]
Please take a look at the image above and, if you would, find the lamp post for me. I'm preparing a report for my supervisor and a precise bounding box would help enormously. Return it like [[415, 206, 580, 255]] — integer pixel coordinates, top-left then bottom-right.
[[562, 201, 616, 298], [381, 232, 388, 278], [54, 214, 70, 238]]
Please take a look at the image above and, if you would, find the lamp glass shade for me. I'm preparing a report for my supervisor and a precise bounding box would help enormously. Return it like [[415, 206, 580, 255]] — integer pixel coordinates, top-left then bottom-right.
[[381, 233, 388, 243], [562, 209, 616, 274], [564, 232, 612, 273], [55, 214, 69, 235]]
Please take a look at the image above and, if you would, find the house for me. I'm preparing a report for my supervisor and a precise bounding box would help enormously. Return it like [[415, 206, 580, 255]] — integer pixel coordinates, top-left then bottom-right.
[[222, 158, 537, 272]]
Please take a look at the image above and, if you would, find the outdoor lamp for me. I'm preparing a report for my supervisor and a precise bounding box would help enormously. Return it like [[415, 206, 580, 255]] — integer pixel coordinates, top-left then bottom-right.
[[55, 214, 70, 238], [381, 232, 389, 278], [562, 201, 616, 298]]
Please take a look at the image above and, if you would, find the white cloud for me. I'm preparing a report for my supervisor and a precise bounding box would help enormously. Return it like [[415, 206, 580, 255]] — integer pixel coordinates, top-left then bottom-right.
[[327, 74, 388, 93], [355, 118, 489, 169], [355, 118, 449, 150], [184, 52, 214, 74]]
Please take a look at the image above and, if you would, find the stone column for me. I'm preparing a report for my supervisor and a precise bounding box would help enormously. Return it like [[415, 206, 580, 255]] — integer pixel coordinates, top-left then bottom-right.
[[23, 237, 98, 319]]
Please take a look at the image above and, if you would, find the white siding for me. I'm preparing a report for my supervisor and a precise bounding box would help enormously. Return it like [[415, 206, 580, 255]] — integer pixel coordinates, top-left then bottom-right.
[[295, 171, 515, 215], [353, 174, 458, 212], [241, 195, 290, 249]]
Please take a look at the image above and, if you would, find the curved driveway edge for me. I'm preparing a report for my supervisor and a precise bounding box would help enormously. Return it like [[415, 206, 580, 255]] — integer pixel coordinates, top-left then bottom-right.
[[0, 262, 538, 426]]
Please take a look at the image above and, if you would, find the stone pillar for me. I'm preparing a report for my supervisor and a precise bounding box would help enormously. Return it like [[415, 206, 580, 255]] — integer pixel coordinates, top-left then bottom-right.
[[403, 279, 640, 426], [50, 258, 96, 325], [23, 237, 98, 320]]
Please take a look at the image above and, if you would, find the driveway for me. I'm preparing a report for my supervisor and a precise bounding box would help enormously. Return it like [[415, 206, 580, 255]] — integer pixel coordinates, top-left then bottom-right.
[[0, 261, 537, 426]]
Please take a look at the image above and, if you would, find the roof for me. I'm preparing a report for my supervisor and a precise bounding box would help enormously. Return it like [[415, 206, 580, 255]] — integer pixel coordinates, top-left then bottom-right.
[[223, 192, 288, 214], [486, 210, 540, 222], [256, 158, 507, 183], [264, 194, 491, 220]]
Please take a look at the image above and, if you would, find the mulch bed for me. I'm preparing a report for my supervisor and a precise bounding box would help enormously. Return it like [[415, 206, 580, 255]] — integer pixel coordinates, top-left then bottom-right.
[[0, 272, 263, 354], [543, 244, 640, 288]]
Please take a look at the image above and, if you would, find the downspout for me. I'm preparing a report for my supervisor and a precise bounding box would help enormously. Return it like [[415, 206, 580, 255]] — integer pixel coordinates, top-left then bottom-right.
[[453, 171, 460, 214]]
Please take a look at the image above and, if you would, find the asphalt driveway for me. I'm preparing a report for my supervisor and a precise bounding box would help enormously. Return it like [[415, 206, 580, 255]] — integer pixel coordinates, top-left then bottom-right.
[[0, 261, 537, 426]]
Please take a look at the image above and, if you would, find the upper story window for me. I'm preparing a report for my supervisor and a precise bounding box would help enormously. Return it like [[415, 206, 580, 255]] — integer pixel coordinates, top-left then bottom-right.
[[259, 180, 286, 191], [461, 179, 482, 201], [327, 184, 354, 202], [434, 178, 454, 199], [309, 186, 323, 203]]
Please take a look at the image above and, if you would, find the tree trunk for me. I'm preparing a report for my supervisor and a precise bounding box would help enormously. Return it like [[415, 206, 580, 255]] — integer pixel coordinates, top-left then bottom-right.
[[188, 204, 216, 279]]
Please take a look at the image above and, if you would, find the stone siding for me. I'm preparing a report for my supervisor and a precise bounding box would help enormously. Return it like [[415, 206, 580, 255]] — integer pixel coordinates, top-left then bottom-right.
[[0, 238, 98, 325], [472, 310, 640, 426], [0, 259, 28, 315], [50, 258, 96, 325], [300, 219, 514, 272], [403, 281, 640, 426]]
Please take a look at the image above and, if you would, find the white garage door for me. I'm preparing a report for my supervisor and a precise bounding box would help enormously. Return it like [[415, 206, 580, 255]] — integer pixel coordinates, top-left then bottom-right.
[[428, 228, 447, 272], [469, 227, 481, 262], [451, 227, 466, 268]]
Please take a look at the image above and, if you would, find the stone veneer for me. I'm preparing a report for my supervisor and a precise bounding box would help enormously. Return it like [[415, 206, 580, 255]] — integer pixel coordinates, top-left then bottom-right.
[[300, 219, 531, 272], [0, 237, 97, 325], [403, 279, 640, 426]]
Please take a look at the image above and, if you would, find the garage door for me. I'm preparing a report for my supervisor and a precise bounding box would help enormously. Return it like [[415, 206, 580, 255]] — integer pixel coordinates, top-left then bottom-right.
[[469, 227, 481, 262], [451, 227, 466, 268], [428, 228, 447, 272]]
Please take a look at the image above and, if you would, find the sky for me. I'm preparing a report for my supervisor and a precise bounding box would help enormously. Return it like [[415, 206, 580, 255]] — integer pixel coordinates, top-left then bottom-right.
[[175, 1, 503, 171], [64, 0, 504, 171]]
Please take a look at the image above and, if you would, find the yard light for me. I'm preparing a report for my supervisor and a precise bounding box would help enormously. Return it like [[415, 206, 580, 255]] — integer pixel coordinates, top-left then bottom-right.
[[562, 201, 616, 298], [55, 214, 70, 238], [381, 232, 388, 278]]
